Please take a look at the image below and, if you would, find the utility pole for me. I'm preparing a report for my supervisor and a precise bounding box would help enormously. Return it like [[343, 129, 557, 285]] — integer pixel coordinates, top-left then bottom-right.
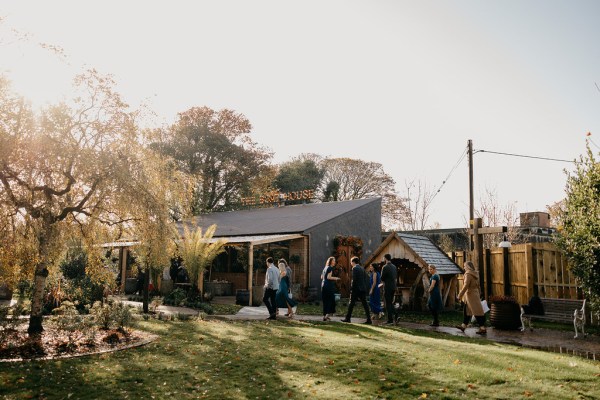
[[467, 139, 507, 298], [468, 139, 474, 250]]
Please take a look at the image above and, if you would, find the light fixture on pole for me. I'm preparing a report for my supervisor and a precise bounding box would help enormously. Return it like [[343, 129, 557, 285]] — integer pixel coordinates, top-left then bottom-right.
[[499, 234, 511, 248]]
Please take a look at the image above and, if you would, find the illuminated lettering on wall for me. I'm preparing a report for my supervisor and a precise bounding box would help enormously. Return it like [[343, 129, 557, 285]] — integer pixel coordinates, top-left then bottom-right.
[[240, 189, 315, 206]]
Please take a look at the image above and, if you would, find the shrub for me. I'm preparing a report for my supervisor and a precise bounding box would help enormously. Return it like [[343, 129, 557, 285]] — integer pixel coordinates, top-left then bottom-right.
[[195, 302, 214, 315], [53, 301, 84, 350], [113, 303, 134, 334], [90, 301, 114, 330], [164, 288, 187, 306]]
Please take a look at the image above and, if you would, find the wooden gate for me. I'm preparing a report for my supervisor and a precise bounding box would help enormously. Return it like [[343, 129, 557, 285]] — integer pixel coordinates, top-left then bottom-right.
[[335, 245, 362, 297]]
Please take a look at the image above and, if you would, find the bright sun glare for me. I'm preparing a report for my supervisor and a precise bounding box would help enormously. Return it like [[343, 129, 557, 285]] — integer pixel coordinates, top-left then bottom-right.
[[1, 34, 77, 109]]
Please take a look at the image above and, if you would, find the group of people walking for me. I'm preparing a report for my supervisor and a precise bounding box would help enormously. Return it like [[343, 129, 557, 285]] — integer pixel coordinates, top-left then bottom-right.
[[264, 253, 487, 334], [322, 255, 487, 334], [333, 253, 399, 325], [262, 257, 297, 320]]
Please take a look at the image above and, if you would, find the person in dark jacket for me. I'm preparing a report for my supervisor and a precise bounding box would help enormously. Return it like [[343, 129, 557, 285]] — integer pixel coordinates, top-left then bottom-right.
[[380, 253, 398, 324], [341, 257, 372, 324]]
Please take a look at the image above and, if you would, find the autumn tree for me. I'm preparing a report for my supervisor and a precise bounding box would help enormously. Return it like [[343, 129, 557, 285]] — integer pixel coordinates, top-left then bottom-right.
[[125, 148, 190, 313], [546, 199, 565, 228], [555, 142, 600, 308], [152, 107, 273, 214], [273, 158, 324, 194], [0, 70, 167, 333]]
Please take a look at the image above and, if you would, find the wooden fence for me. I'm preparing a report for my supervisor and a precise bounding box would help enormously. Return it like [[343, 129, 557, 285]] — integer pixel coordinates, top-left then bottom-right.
[[450, 242, 581, 305]]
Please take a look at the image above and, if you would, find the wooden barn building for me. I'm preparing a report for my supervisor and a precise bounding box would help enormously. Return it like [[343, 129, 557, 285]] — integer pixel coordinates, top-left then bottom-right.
[[364, 232, 462, 310], [178, 197, 382, 304]]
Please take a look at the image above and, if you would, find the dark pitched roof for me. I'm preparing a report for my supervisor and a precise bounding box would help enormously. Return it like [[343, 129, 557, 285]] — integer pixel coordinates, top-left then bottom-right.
[[179, 198, 380, 237], [396, 233, 462, 275]]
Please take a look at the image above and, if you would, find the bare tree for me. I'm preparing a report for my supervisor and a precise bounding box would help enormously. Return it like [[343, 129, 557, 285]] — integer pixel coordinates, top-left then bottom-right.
[[398, 179, 436, 231], [319, 157, 407, 230], [475, 187, 525, 248]]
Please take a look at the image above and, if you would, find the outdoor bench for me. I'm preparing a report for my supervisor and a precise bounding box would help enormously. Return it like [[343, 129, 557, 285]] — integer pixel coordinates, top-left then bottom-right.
[[520, 298, 587, 338]]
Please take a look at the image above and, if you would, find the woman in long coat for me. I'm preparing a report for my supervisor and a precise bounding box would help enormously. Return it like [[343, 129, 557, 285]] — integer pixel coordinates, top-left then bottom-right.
[[456, 261, 487, 334]]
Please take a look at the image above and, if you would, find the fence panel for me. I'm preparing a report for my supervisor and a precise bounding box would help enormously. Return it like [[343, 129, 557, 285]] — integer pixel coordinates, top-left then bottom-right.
[[488, 248, 505, 297]]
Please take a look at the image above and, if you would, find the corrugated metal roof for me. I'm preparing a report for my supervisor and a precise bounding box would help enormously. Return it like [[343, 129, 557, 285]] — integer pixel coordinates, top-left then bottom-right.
[[396, 233, 462, 275], [178, 198, 380, 237]]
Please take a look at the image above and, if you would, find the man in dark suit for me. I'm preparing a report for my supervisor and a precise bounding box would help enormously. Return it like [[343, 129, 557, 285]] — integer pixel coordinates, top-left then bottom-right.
[[341, 256, 372, 324], [380, 253, 398, 324]]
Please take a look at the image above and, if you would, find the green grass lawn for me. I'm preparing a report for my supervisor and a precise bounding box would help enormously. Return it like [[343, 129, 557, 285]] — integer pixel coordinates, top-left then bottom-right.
[[1, 318, 599, 399]]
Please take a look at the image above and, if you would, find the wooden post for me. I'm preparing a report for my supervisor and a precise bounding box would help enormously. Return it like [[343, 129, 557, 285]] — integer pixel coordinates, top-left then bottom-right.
[[503, 247, 510, 296], [468, 139, 474, 252], [120, 247, 128, 293], [303, 236, 309, 287], [527, 243, 536, 298], [198, 269, 204, 294], [248, 243, 254, 306], [484, 247, 492, 299]]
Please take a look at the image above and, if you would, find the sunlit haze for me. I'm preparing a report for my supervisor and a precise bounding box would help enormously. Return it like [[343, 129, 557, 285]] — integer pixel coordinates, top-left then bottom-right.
[[1, 1, 599, 228]]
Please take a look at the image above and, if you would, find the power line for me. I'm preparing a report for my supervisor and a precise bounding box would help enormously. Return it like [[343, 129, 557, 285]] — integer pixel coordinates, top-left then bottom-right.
[[430, 145, 469, 203], [474, 149, 575, 163]]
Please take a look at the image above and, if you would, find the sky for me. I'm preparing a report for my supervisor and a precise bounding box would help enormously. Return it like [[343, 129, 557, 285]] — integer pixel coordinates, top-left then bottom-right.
[[1, 0, 599, 228]]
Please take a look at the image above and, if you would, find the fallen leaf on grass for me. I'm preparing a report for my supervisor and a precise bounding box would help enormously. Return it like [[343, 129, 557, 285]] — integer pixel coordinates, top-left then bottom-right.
[[453, 359, 461, 365], [419, 393, 428, 399], [524, 391, 533, 397]]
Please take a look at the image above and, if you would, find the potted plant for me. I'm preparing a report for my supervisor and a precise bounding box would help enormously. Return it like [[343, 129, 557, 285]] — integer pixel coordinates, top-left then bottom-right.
[[489, 295, 521, 330]]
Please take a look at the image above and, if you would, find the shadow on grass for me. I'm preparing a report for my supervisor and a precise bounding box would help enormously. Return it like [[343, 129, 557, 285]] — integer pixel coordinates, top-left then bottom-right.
[[2, 318, 600, 399]]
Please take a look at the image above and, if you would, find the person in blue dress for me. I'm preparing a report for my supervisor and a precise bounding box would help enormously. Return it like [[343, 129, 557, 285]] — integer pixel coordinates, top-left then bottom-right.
[[427, 264, 443, 326], [276, 259, 297, 317], [321, 256, 340, 321], [368, 263, 383, 319]]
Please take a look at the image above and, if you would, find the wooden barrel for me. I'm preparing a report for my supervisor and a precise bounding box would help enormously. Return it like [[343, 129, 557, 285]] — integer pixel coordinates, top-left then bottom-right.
[[236, 289, 249, 306], [490, 302, 521, 330]]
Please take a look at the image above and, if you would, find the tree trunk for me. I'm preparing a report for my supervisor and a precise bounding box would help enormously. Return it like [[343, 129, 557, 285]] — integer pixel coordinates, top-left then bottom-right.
[[28, 223, 55, 334], [143, 267, 150, 313], [28, 265, 48, 334]]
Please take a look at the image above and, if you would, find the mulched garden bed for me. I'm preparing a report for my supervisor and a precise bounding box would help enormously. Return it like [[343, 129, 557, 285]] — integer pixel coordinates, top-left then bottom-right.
[[0, 320, 156, 362]]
